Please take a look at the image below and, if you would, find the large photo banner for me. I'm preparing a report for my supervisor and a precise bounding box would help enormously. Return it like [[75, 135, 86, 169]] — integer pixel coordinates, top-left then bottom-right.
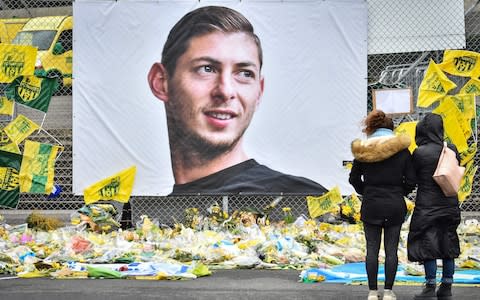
[[73, 0, 367, 196]]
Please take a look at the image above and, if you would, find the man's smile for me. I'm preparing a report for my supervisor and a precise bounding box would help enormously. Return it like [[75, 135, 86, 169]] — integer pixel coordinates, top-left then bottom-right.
[[204, 110, 237, 120]]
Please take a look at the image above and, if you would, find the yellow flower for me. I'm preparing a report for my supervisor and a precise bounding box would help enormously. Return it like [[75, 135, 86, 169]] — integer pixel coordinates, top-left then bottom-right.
[[318, 223, 332, 231], [342, 205, 353, 216], [405, 199, 415, 212], [332, 206, 340, 214], [353, 212, 361, 222]]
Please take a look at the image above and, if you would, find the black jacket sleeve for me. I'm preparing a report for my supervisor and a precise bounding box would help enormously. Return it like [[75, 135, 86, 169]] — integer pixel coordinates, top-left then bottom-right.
[[348, 159, 364, 195]]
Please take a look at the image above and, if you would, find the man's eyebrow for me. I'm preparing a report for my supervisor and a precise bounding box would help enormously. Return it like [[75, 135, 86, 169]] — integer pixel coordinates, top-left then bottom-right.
[[236, 61, 259, 70], [190, 57, 221, 66]]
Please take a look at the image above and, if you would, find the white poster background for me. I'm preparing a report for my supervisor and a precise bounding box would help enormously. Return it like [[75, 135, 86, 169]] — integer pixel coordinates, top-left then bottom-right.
[[73, 0, 367, 196]]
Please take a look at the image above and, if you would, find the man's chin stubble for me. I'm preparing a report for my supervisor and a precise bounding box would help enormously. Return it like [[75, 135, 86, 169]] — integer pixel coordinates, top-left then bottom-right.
[[171, 134, 239, 167]]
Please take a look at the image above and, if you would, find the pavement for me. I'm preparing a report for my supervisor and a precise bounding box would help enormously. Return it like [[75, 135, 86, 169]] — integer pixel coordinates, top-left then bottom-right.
[[0, 269, 478, 300]]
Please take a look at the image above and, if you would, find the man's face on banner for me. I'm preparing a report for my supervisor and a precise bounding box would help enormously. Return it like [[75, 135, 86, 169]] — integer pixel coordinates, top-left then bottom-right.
[[165, 31, 264, 152]]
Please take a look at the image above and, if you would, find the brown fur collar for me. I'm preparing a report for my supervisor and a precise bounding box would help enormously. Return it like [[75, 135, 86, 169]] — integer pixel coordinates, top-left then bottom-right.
[[351, 134, 411, 163]]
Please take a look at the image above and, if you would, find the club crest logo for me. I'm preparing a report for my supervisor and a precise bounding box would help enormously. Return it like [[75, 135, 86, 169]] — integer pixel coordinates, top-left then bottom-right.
[[424, 74, 445, 93], [0, 167, 19, 191], [18, 76, 41, 101], [2, 49, 25, 79], [98, 177, 121, 198], [453, 56, 477, 72], [0, 131, 12, 147]]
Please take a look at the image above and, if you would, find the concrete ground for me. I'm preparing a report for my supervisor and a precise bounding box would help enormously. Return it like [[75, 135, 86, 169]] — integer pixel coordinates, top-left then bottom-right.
[[0, 269, 478, 300]]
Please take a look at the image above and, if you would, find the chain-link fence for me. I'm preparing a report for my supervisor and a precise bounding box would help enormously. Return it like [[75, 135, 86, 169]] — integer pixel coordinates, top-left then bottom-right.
[[0, 0, 479, 225]]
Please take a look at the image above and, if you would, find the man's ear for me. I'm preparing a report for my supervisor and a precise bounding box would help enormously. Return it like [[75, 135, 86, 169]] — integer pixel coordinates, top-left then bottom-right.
[[148, 63, 169, 102]]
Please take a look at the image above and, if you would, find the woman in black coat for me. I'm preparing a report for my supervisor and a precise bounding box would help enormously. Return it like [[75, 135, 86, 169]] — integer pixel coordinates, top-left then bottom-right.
[[408, 113, 461, 300], [349, 110, 416, 300]]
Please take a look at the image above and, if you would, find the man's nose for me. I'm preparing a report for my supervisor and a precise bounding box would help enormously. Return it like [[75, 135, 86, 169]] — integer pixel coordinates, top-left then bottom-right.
[[213, 73, 235, 101]]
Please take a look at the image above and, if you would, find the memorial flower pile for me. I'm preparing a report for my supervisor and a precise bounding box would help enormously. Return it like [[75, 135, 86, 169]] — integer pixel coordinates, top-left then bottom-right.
[[0, 200, 478, 281]]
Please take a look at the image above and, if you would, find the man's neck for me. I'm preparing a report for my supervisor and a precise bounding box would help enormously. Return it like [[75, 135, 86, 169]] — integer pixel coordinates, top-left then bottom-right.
[[171, 146, 249, 184]]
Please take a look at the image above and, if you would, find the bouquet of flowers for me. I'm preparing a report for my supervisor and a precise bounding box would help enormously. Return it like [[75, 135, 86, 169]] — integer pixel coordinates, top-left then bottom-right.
[[339, 193, 361, 224]]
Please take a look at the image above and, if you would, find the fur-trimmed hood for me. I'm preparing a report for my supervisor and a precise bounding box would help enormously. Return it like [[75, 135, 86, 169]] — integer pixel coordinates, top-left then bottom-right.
[[351, 134, 411, 163]]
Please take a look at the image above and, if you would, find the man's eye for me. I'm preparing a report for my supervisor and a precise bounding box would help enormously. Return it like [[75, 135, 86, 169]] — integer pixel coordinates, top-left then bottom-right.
[[199, 65, 215, 73], [239, 70, 254, 78]]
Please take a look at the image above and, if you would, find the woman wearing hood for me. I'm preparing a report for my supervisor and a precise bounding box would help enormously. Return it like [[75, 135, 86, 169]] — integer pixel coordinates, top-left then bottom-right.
[[349, 110, 416, 300], [408, 113, 461, 300]]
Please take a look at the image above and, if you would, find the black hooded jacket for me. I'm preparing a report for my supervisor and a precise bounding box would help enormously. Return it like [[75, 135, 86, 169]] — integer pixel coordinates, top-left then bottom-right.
[[349, 132, 416, 227], [407, 113, 461, 262]]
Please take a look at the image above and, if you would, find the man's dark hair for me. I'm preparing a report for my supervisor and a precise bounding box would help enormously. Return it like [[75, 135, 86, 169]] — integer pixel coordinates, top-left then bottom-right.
[[161, 6, 263, 76]]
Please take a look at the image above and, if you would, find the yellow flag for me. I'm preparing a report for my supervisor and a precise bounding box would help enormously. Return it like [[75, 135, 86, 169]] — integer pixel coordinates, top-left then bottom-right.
[[417, 59, 457, 107], [0, 130, 20, 154], [438, 97, 473, 141], [438, 49, 480, 77], [460, 143, 477, 166], [394, 121, 418, 153], [84, 166, 136, 205], [433, 98, 468, 152], [306, 186, 343, 219], [445, 94, 476, 120], [458, 160, 477, 202], [0, 149, 22, 208], [459, 77, 480, 95], [19, 140, 63, 194], [0, 44, 36, 83], [0, 96, 14, 115], [3, 114, 39, 145]]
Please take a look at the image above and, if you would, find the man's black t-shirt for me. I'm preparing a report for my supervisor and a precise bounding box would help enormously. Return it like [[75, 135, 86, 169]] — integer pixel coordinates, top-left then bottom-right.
[[171, 159, 327, 195]]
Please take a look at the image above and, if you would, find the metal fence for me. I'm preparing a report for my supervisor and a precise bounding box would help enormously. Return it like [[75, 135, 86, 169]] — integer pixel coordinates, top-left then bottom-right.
[[1, 0, 479, 225]]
